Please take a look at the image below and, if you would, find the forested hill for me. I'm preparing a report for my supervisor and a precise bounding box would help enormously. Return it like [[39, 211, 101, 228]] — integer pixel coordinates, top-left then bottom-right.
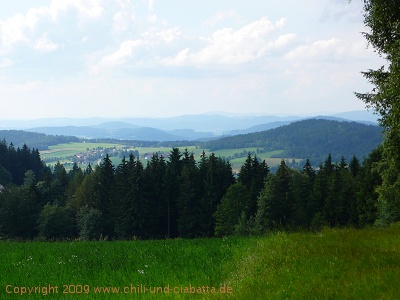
[[0, 130, 79, 151], [202, 119, 383, 162]]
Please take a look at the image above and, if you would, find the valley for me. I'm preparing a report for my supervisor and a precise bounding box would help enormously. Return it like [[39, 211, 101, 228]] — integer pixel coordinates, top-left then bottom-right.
[[40, 142, 291, 172]]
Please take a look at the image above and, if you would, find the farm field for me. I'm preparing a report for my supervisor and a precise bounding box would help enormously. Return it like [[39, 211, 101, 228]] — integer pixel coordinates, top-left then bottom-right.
[[1, 224, 400, 299], [40, 142, 129, 168], [39, 142, 298, 172]]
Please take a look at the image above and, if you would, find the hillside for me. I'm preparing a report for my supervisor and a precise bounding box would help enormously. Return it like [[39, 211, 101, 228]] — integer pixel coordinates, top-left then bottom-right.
[[202, 119, 383, 162], [0, 130, 79, 151]]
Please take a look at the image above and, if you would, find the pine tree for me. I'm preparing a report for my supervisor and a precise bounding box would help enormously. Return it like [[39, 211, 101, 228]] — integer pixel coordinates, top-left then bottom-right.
[[355, 0, 400, 225], [256, 160, 293, 230], [237, 155, 269, 218], [164, 148, 182, 238], [214, 182, 251, 236], [178, 150, 201, 237], [199, 153, 234, 236], [143, 153, 167, 238], [357, 147, 382, 226], [127, 157, 146, 238], [311, 159, 332, 227], [85, 163, 93, 175], [302, 159, 316, 180], [349, 155, 360, 177], [113, 156, 132, 238], [93, 154, 115, 237]]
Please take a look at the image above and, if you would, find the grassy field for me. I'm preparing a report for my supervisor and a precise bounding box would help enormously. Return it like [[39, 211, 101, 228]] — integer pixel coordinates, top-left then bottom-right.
[[39, 142, 297, 172], [1, 224, 400, 299], [40, 142, 129, 159]]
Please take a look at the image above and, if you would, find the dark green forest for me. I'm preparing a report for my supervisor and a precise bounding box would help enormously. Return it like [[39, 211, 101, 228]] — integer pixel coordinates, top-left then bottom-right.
[[0, 130, 198, 151], [0, 130, 79, 151], [202, 119, 383, 163], [0, 138, 386, 240]]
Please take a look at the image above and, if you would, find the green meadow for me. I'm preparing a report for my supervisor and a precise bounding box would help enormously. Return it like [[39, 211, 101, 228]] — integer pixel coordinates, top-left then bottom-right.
[[1, 224, 400, 299], [39, 142, 296, 172]]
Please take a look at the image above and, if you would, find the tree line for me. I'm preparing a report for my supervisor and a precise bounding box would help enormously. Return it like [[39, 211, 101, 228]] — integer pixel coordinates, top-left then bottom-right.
[[0, 131, 79, 151], [0, 138, 389, 240]]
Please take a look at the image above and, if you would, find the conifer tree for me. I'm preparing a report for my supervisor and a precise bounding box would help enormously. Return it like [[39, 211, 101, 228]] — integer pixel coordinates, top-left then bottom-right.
[[237, 154, 269, 218], [214, 182, 250, 236], [256, 160, 293, 230], [199, 153, 234, 236], [113, 156, 132, 238], [143, 153, 167, 238], [127, 157, 146, 237], [355, 0, 400, 224], [165, 148, 182, 238], [349, 155, 360, 178], [357, 147, 382, 226], [93, 154, 115, 237], [178, 149, 201, 237]]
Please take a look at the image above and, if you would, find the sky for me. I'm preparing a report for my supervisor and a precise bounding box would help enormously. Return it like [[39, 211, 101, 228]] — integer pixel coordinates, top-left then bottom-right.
[[0, 0, 386, 120]]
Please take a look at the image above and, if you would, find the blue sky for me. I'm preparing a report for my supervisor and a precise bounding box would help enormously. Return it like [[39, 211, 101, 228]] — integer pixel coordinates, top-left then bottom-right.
[[0, 0, 384, 119]]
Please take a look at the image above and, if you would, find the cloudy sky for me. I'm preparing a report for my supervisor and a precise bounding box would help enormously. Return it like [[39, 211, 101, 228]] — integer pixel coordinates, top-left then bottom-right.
[[0, 0, 385, 120]]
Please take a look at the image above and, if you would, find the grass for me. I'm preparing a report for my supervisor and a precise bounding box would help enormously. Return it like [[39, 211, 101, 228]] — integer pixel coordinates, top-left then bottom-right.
[[39, 142, 299, 172], [0, 238, 249, 299], [40, 142, 128, 160], [1, 224, 400, 299], [226, 224, 400, 299]]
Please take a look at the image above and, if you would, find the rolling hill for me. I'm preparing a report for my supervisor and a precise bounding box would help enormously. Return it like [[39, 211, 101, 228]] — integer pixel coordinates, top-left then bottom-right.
[[0, 130, 79, 150], [202, 119, 383, 162]]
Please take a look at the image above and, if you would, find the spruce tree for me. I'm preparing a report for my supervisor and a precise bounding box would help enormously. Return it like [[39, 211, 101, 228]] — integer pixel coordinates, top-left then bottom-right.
[[355, 0, 400, 224], [143, 153, 167, 238], [93, 154, 115, 237], [256, 160, 293, 230], [164, 148, 182, 238], [178, 150, 201, 237], [113, 156, 132, 238], [214, 182, 251, 236]]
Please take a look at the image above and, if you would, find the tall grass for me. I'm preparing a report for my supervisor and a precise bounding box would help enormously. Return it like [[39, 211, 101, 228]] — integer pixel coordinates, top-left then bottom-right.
[[225, 223, 400, 299], [0, 237, 250, 299], [1, 224, 399, 299]]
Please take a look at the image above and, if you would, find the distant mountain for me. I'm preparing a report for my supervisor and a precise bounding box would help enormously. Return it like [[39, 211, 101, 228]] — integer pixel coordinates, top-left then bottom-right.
[[166, 129, 216, 141], [91, 122, 141, 130], [119, 114, 303, 134], [0, 110, 381, 142], [0, 117, 109, 129], [26, 123, 218, 141], [224, 115, 378, 136], [202, 119, 383, 163], [110, 127, 180, 141], [331, 110, 379, 123], [226, 121, 294, 135]]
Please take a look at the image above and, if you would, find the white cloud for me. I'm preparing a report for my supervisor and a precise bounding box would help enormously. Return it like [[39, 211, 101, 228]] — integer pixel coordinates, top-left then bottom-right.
[[164, 17, 294, 66], [203, 10, 242, 27], [155, 27, 182, 43], [284, 38, 344, 60], [0, 58, 14, 68], [91, 26, 185, 73], [0, 0, 104, 53], [0, 13, 30, 51], [92, 39, 146, 73], [33, 33, 59, 52], [47, 0, 104, 21], [113, 0, 136, 31], [144, 0, 157, 23]]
